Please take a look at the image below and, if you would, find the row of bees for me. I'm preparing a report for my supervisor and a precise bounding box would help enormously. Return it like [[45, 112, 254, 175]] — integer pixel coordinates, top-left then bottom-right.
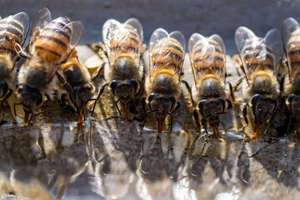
[[1, 8, 300, 140]]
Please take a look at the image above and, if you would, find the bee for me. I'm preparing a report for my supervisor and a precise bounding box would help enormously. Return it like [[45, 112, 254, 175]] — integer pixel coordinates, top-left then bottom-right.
[[16, 8, 83, 123], [283, 17, 300, 133], [188, 33, 230, 138], [0, 12, 29, 120], [93, 18, 145, 120], [235, 26, 282, 139], [57, 48, 95, 124], [146, 28, 185, 133]]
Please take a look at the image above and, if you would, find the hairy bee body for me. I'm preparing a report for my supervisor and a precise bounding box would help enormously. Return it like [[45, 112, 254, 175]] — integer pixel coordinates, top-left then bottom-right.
[[17, 8, 83, 121], [98, 18, 145, 119], [235, 26, 282, 139], [188, 34, 227, 137], [146, 29, 185, 133]]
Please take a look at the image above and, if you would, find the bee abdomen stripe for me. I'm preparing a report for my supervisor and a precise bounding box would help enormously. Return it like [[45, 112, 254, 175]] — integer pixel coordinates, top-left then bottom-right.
[[43, 28, 71, 40], [37, 35, 68, 48], [35, 46, 62, 57]]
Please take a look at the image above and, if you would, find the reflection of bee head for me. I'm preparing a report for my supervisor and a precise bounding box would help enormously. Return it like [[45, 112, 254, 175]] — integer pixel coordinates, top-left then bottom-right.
[[103, 18, 144, 103], [189, 33, 229, 129], [146, 28, 185, 132], [0, 11, 30, 99], [235, 26, 282, 126], [16, 8, 83, 120], [60, 54, 95, 110], [283, 18, 300, 117]]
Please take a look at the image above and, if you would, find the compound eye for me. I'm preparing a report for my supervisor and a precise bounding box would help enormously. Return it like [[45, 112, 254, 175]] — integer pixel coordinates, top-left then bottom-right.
[[110, 80, 119, 93], [128, 79, 139, 93]]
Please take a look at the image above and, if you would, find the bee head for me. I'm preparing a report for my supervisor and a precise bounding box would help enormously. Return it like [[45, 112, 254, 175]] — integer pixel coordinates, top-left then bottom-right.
[[0, 80, 9, 99], [17, 84, 43, 112], [287, 94, 300, 118], [110, 79, 140, 102], [73, 83, 95, 109], [250, 94, 277, 125], [148, 93, 179, 117], [198, 97, 227, 120]]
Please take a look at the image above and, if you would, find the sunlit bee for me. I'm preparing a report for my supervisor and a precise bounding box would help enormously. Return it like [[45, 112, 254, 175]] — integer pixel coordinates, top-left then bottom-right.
[[17, 8, 83, 122], [94, 18, 144, 119], [0, 12, 29, 114], [58, 49, 95, 124], [283, 18, 300, 120], [188, 33, 229, 138], [235, 26, 282, 139], [146, 28, 185, 133]]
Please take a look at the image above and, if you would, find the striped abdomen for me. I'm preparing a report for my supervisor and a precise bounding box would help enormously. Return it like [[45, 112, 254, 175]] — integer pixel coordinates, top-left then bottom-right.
[[108, 25, 141, 64], [151, 37, 184, 77], [287, 29, 300, 81], [241, 38, 275, 75], [190, 39, 225, 80], [33, 17, 72, 63], [0, 13, 27, 56]]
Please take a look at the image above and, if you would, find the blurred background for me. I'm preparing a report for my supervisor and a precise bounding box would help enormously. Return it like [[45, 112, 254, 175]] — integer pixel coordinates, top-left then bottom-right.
[[2, 0, 300, 53]]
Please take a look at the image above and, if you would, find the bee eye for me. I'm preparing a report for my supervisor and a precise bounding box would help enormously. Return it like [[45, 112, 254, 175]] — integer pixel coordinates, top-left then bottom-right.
[[110, 80, 119, 93], [148, 93, 156, 102], [128, 79, 139, 93]]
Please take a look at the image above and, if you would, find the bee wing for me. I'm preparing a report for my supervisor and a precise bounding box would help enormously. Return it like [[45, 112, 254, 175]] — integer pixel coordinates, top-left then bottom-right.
[[169, 30, 186, 51], [282, 17, 299, 49], [189, 33, 215, 66], [102, 19, 121, 45], [264, 28, 283, 65], [149, 28, 169, 52], [35, 8, 52, 28], [235, 26, 256, 53], [125, 18, 143, 42], [65, 21, 84, 47], [209, 34, 226, 54], [12, 12, 30, 46]]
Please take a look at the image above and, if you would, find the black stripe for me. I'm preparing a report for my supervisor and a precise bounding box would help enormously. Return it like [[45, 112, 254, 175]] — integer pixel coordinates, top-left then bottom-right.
[[38, 35, 68, 48], [43, 27, 70, 40], [35, 46, 62, 58], [0, 26, 23, 38], [10, 20, 24, 32]]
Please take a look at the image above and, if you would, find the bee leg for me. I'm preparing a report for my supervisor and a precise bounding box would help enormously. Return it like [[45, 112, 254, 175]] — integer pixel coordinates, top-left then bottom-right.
[[91, 82, 109, 115], [167, 115, 174, 156], [181, 80, 195, 106]]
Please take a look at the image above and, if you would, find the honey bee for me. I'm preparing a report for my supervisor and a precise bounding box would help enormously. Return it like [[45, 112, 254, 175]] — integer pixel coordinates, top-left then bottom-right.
[[235, 26, 282, 139], [57, 48, 95, 124], [93, 18, 145, 120], [188, 33, 229, 138], [0, 12, 29, 120], [283, 17, 300, 133], [146, 28, 185, 133], [16, 8, 83, 122]]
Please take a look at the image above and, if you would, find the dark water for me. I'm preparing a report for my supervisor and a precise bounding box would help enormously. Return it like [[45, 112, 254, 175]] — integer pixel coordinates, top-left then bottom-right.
[[2, 0, 300, 53]]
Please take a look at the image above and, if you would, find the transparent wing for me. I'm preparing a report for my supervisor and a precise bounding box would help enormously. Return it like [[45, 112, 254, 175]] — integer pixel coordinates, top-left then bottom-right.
[[125, 18, 143, 42], [102, 19, 121, 45], [149, 28, 168, 52], [235, 26, 256, 53], [282, 17, 299, 48], [36, 8, 52, 28], [209, 34, 226, 54], [66, 21, 84, 47], [188, 33, 215, 66], [12, 12, 30, 45], [169, 30, 186, 51], [264, 28, 283, 64]]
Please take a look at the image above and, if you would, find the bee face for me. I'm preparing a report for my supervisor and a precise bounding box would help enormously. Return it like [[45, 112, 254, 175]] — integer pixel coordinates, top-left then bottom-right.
[[148, 92, 177, 117], [17, 84, 43, 112], [72, 83, 95, 109], [0, 80, 9, 99], [250, 94, 277, 125], [110, 79, 139, 101], [198, 97, 226, 119]]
